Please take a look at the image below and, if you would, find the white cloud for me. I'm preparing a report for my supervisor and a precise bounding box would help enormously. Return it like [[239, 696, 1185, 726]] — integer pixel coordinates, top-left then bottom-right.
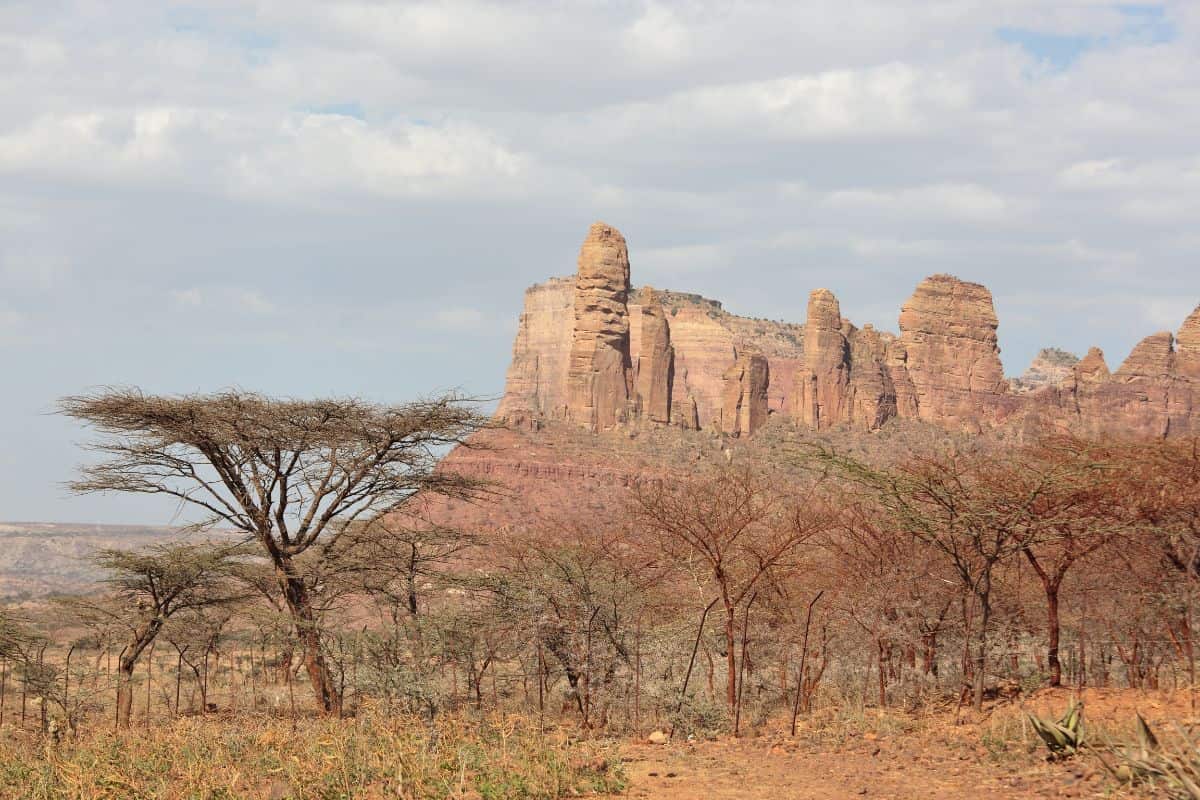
[[625, 4, 691, 64], [0, 106, 529, 201], [232, 114, 528, 200], [825, 183, 1011, 223], [611, 63, 971, 142], [0, 108, 205, 180]]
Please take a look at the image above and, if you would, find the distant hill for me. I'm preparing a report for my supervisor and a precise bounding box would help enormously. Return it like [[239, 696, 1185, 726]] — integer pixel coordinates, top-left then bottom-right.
[[0, 522, 218, 600]]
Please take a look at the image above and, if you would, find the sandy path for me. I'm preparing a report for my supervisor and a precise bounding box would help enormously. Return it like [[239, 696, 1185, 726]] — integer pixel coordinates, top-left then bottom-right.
[[618, 737, 1107, 799]]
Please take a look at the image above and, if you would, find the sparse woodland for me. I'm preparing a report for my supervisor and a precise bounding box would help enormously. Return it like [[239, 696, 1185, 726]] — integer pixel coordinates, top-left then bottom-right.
[[3, 388, 1200, 797]]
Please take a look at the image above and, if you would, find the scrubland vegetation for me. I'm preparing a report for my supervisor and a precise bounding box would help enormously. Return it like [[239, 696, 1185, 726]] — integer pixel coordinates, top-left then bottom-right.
[[3, 388, 1200, 797]]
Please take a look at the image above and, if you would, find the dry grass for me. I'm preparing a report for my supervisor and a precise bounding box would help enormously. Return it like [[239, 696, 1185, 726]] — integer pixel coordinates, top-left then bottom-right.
[[0, 707, 624, 800]]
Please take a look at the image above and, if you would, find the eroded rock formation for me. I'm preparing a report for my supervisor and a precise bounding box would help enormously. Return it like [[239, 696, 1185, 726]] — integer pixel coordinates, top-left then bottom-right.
[[633, 299, 674, 424], [721, 348, 770, 437], [898, 275, 1006, 432], [498, 222, 1200, 440], [1175, 306, 1200, 379], [1012, 349, 1080, 394], [565, 223, 634, 430], [496, 277, 575, 426], [794, 289, 850, 430], [1074, 347, 1111, 384]]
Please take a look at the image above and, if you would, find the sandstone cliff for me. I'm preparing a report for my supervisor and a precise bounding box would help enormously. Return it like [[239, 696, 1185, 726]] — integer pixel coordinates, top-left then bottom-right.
[[498, 222, 1200, 440], [565, 223, 634, 430]]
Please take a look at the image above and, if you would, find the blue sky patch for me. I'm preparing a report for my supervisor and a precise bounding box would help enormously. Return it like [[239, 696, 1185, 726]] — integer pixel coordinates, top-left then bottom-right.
[[996, 28, 1095, 69], [998, 4, 1173, 70]]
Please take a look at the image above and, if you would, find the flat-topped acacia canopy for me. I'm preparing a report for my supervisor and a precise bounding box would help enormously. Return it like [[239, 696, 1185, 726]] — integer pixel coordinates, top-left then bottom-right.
[[60, 388, 491, 714]]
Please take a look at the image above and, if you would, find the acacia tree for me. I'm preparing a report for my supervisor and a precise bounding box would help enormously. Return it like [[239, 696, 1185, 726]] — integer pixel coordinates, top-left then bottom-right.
[[630, 464, 830, 716], [0, 609, 29, 661], [61, 389, 488, 714], [1014, 438, 1126, 687], [493, 513, 662, 728], [336, 511, 478, 626], [1121, 438, 1200, 695], [824, 500, 956, 705], [816, 444, 1081, 710], [68, 542, 246, 726]]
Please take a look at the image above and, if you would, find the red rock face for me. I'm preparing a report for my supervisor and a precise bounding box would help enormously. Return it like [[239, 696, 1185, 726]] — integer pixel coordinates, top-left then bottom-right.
[[1116, 332, 1175, 380], [565, 223, 634, 430], [1074, 347, 1111, 385], [498, 223, 1200, 440], [496, 278, 574, 425], [633, 301, 674, 424], [721, 349, 770, 437], [846, 325, 900, 430], [1175, 306, 1200, 379], [794, 289, 850, 430], [897, 274, 1006, 432]]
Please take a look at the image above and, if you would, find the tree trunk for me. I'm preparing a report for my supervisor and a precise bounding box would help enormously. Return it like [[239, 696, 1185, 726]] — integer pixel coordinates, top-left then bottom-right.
[[116, 658, 135, 728], [724, 604, 737, 715], [877, 639, 888, 708], [279, 567, 341, 715], [1045, 580, 1063, 687], [973, 589, 990, 711]]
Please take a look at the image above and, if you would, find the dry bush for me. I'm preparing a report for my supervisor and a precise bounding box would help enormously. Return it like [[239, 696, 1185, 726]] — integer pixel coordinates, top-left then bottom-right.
[[0, 707, 624, 799]]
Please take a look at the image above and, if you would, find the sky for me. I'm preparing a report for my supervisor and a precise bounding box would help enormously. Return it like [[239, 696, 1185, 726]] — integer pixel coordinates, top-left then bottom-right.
[[1, 0, 1198, 524]]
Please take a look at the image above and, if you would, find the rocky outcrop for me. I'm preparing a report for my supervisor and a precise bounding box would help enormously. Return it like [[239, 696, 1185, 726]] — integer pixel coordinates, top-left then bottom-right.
[[1012, 348, 1080, 394], [794, 289, 850, 430], [672, 394, 700, 430], [565, 223, 634, 430], [632, 300, 674, 424], [664, 307, 738, 430], [897, 275, 1006, 432], [1074, 347, 1111, 384], [1116, 332, 1175, 380], [1176, 306, 1200, 379], [497, 223, 1200, 440], [721, 349, 770, 437], [497, 278, 575, 426], [846, 325, 899, 430]]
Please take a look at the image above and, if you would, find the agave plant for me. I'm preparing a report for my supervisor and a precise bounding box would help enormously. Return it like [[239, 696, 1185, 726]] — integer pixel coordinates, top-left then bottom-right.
[[1026, 700, 1084, 758], [1097, 714, 1200, 799]]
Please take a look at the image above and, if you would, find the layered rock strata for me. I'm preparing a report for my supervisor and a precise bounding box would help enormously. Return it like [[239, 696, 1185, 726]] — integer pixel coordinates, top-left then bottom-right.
[[498, 222, 1200, 439], [897, 274, 1007, 432]]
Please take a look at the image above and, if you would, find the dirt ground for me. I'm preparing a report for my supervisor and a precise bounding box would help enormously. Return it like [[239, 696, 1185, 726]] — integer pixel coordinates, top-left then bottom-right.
[[620, 738, 1105, 799], [616, 688, 1185, 799]]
